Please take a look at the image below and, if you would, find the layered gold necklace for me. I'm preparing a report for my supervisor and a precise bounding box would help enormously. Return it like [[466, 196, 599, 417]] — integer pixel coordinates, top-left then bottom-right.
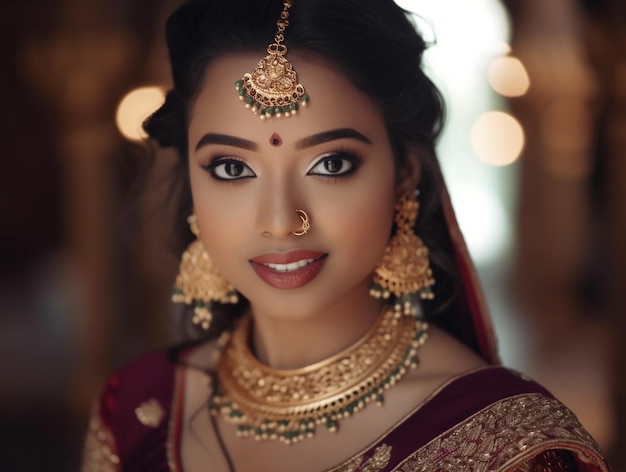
[[209, 308, 429, 444]]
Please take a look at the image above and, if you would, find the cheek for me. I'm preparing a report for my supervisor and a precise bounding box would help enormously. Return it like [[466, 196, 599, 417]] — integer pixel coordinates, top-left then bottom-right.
[[189, 171, 244, 247], [350, 190, 395, 253], [315, 151, 396, 253], [191, 196, 248, 286], [322, 174, 396, 263]]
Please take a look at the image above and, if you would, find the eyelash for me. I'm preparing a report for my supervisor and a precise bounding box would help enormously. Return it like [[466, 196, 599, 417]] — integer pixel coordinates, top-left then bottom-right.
[[201, 156, 256, 182], [306, 150, 363, 179]]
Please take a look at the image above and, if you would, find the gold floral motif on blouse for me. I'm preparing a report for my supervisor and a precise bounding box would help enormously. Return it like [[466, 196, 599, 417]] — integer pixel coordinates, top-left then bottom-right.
[[334, 444, 393, 472], [395, 393, 607, 472], [81, 407, 119, 472], [135, 398, 165, 428]]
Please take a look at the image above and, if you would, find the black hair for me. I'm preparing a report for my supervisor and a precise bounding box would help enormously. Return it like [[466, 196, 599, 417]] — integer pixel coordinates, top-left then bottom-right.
[[144, 0, 466, 344]]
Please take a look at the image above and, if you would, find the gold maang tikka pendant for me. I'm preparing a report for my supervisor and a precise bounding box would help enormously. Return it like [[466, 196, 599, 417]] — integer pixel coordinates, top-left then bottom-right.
[[235, 1, 309, 120]]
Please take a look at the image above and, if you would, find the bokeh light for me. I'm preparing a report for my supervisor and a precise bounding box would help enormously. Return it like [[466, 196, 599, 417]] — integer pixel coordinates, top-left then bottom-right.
[[115, 86, 166, 141], [487, 56, 530, 97], [471, 111, 524, 166]]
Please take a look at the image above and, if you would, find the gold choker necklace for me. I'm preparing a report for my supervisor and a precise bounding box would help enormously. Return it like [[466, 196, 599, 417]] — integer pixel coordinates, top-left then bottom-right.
[[209, 308, 428, 444]]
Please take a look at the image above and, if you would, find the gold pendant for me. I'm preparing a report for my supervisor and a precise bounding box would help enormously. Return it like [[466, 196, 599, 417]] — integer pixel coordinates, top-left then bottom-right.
[[235, 1, 309, 120]]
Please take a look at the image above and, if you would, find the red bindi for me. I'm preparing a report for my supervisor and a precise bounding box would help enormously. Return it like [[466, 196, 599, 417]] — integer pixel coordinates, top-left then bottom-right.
[[270, 133, 283, 147]]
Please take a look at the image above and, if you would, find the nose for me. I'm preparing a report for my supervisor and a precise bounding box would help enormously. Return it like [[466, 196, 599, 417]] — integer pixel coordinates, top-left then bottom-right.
[[255, 179, 305, 238]]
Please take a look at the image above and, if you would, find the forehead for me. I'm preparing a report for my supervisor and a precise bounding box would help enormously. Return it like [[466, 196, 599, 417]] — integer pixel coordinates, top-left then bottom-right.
[[188, 54, 388, 145]]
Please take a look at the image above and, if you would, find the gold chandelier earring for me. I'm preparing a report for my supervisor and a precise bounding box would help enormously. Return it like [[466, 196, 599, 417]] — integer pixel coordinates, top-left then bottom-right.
[[370, 191, 435, 316], [172, 215, 239, 330]]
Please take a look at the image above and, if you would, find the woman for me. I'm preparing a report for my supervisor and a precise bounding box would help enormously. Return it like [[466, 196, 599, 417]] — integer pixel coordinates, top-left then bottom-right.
[[81, 0, 611, 470]]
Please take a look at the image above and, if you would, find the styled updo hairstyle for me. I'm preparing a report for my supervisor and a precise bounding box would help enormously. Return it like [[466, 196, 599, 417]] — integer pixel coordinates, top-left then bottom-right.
[[144, 0, 464, 341]]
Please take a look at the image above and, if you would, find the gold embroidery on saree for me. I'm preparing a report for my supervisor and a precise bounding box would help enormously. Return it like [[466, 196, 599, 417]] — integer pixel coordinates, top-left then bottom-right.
[[334, 443, 393, 472], [135, 397, 166, 428], [81, 408, 119, 472], [395, 394, 605, 472]]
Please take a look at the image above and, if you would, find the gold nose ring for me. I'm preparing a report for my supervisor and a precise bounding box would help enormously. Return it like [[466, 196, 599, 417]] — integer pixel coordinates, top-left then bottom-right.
[[292, 209, 311, 236]]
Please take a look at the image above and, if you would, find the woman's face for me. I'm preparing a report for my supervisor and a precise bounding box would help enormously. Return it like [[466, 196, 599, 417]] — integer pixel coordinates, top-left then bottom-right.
[[187, 54, 397, 320]]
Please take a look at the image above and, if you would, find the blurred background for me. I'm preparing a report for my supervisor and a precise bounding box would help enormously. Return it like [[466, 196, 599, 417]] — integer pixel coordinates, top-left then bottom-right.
[[0, 0, 624, 470]]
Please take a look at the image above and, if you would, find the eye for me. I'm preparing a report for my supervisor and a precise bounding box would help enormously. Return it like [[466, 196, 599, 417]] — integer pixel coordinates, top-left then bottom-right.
[[203, 158, 256, 181], [307, 152, 361, 177]]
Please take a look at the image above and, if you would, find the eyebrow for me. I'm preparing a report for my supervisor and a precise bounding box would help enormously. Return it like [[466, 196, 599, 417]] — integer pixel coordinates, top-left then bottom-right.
[[194, 127, 371, 153], [295, 128, 371, 150], [195, 133, 258, 152]]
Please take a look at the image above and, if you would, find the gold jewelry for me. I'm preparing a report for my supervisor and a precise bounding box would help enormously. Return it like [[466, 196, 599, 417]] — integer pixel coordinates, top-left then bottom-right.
[[292, 209, 310, 236], [235, 1, 309, 120], [370, 191, 435, 316], [209, 307, 429, 444], [172, 215, 238, 330]]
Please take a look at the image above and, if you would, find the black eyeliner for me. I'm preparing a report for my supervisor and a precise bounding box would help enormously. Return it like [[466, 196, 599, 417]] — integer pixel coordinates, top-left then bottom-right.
[[306, 150, 364, 179], [200, 155, 256, 182]]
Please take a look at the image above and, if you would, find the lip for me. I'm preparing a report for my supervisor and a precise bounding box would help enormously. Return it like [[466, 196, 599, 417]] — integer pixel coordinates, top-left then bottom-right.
[[250, 251, 327, 289]]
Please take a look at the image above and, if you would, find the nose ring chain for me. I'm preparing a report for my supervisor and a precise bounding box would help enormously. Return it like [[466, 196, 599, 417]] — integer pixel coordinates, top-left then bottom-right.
[[292, 209, 311, 236]]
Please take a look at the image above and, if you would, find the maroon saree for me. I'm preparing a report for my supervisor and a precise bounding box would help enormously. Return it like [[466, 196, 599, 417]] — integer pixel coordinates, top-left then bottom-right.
[[82, 350, 609, 471]]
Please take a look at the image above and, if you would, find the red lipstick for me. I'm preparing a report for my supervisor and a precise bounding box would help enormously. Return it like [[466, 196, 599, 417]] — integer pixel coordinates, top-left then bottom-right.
[[250, 251, 327, 289]]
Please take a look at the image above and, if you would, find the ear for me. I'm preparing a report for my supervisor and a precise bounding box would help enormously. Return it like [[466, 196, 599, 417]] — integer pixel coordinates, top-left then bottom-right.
[[395, 151, 421, 197]]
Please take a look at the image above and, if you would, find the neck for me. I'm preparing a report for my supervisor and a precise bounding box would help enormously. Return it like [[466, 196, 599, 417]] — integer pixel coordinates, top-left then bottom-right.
[[248, 284, 382, 370]]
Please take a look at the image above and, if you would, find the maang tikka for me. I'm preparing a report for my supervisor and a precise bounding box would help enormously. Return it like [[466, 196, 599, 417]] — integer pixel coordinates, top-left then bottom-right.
[[370, 191, 435, 316], [235, 1, 309, 120], [172, 215, 238, 330]]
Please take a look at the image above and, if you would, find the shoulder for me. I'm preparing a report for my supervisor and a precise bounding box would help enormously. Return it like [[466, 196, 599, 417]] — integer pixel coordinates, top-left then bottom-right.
[[389, 324, 611, 471], [94, 339, 220, 433], [386, 367, 611, 471], [99, 349, 179, 417], [114, 348, 178, 390], [411, 324, 488, 381], [82, 347, 183, 471], [95, 347, 181, 428]]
